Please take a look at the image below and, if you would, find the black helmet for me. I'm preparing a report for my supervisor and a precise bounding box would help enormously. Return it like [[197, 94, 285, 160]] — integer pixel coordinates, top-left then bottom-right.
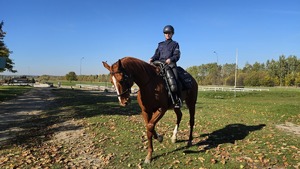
[[163, 25, 174, 34]]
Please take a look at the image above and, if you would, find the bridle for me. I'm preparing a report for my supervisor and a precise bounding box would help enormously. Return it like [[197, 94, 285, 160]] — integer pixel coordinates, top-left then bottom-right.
[[111, 68, 132, 97]]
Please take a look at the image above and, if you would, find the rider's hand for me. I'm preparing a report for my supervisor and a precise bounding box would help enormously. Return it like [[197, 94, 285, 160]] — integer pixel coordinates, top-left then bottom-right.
[[166, 59, 171, 64]]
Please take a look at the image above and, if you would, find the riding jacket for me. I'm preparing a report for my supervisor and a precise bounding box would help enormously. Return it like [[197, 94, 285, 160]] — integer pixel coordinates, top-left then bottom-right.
[[151, 39, 181, 63]]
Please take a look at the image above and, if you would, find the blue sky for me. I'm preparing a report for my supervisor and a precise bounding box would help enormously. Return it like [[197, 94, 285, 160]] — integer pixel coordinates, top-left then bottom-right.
[[1, 0, 300, 76]]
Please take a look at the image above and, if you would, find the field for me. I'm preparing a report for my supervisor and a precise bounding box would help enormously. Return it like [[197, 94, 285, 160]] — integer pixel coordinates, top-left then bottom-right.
[[0, 86, 299, 168], [82, 88, 299, 168]]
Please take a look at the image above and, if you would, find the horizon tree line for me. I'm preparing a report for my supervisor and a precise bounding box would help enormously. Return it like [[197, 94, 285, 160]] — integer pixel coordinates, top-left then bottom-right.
[[186, 55, 300, 87]]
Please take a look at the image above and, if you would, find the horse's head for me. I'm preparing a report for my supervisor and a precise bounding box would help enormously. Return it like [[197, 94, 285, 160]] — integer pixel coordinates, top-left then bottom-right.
[[102, 59, 133, 106]]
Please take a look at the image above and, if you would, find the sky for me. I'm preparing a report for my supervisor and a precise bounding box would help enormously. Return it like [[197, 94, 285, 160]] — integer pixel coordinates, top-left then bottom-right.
[[1, 0, 300, 76]]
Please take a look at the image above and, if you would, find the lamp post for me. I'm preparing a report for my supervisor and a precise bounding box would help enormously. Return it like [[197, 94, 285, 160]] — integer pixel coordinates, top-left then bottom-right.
[[80, 57, 84, 76], [213, 51, 218, 64], [234, 49, 238, 98], [80, 57, 84, 87], [214, 51, 219, 86]]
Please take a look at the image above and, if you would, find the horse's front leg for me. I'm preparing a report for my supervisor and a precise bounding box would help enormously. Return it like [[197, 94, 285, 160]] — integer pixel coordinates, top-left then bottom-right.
[[171, 108, 182, 143], [143, 109, 165, 163], [145, 123, 154, 163]]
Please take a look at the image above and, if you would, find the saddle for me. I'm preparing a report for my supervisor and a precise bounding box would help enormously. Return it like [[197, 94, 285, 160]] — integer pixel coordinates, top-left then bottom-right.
[[152, 61, 193, 91]]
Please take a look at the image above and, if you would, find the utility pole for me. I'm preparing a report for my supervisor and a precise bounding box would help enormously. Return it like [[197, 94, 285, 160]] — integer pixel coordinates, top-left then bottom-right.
[[80, 57, 84, 76], [214, 51, 219, 86], [234, 49, 238, 97], [80, 57, 84, 87]]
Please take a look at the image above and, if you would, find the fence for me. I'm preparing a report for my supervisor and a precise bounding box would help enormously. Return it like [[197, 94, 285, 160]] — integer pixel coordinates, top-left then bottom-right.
[[200, 86, 270, 92]]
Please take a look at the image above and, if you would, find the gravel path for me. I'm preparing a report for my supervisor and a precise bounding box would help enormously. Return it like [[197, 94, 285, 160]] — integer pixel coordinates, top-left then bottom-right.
[[0, 87, 55, 143], [0, 87, 109, 168]]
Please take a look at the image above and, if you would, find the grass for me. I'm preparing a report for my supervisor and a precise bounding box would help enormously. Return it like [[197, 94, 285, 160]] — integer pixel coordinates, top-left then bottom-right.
[[0, 86, 32, 102], [55, 88, 299, 168], [0, 87, 299, 168]]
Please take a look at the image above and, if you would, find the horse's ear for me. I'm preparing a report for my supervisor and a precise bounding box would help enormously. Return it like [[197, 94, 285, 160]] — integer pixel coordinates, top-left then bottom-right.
[[117, 59, 123, 70], [102, 61, 110, 70]]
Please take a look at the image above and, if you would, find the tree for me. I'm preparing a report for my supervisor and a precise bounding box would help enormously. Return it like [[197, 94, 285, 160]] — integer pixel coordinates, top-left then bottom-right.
[[0, 21, 17, 73], [225, 74, 235, 86], [244, 71, 261, 86], [266, 59, 279, 83], [222, 63, 236, 85], [65, 71, 77, 82], [295, 72, 300, 87], [286, 55, 299, 75], [187, 65, 203, 84], [38, 75, 50, 83], [285, 73, 295, 86], [278, 55, 288, 86]]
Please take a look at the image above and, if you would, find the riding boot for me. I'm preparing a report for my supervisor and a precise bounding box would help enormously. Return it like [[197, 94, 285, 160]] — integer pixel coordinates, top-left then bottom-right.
[[170, 62, 182, 108]]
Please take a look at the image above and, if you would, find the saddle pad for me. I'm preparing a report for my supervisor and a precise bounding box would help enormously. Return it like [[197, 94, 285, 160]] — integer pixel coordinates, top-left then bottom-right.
[[177, 66, 193, 89]]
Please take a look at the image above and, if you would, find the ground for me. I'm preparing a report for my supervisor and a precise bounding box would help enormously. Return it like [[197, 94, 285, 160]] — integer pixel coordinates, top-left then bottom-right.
[[0, 87, 109, 168], [0, 87, 299, 168], [276, 122, 300, 136]]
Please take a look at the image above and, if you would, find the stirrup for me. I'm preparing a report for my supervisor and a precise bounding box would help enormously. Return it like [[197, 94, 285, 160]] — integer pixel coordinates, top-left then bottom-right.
[[174, 98, 182, 108]]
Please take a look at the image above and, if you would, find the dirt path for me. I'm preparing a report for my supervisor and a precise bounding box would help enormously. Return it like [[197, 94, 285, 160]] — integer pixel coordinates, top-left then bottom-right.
[[0, 87, 110, 168], [0, 88, 56, 143]]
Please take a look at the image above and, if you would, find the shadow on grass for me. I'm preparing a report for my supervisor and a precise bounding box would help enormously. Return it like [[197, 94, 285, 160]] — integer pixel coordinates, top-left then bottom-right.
[[0, 88, 140, 148], [153, 123, 266, 160], [51, 88, 141, 118]]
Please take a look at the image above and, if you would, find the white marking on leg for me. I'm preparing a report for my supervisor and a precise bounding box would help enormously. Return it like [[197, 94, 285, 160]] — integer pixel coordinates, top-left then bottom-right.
[[171, 125, 178, 143], [112, 76, 121, 102]]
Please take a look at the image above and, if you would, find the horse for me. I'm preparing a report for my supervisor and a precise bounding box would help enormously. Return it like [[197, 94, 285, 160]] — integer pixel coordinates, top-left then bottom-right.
[[102, 57, 198, 163]]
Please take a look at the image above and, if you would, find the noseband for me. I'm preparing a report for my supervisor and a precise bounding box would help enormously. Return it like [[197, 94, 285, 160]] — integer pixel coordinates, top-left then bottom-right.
[[111, 69, 132, 97]]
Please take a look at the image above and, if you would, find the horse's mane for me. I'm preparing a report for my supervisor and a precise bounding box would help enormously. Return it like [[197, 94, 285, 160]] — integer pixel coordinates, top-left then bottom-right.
[[120, 57, 157, 77]]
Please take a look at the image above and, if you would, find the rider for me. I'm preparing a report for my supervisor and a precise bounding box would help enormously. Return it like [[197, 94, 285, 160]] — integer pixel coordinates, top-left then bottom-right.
[[149, 25, 182, 108]]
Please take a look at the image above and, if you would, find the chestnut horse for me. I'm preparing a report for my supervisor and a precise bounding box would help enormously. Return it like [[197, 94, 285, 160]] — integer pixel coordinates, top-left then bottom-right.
[[102, 57, 198, 163]]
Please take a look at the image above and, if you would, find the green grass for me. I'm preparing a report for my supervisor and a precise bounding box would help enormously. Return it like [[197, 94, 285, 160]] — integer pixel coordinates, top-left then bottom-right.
[[0, 86, 32, 102], [56, 88, 299, 168], [1, 87, 299, 168]]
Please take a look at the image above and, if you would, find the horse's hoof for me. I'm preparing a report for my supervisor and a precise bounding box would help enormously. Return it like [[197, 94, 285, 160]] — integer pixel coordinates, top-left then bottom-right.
[[144, 158, 151, 164], [171, 137, 176, 143], [157, 135, 163, 143], [187, 141, 193, 147]]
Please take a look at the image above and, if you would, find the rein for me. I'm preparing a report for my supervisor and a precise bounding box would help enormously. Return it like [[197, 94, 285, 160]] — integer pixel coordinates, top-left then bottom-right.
[[117, 88, 131, 97]]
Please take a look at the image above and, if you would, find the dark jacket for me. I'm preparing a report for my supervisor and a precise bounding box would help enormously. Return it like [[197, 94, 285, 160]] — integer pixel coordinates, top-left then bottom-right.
[[151, 39, 181, 63]]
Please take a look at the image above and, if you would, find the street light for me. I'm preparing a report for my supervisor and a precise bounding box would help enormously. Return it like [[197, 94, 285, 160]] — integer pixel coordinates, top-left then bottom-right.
[[213, 51, 218, 64], [80, 57, 84, 76], [79, 57, 84, 88], [214, 51, 219, 86], [234, 49, 239, 98]]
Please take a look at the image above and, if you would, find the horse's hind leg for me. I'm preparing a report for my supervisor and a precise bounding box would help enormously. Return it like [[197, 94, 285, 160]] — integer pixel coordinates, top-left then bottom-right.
[[171, 108, 182, 143], [153, 130, 163, 142], [187, 104, 195, 147]]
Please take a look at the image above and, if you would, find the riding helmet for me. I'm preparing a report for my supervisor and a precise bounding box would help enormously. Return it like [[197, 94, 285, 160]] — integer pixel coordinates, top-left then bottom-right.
[[163, 25, 174, 34]]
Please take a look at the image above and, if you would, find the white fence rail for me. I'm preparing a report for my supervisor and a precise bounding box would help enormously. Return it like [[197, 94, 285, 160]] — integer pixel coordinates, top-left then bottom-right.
[[200, 87, 269, 92]]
